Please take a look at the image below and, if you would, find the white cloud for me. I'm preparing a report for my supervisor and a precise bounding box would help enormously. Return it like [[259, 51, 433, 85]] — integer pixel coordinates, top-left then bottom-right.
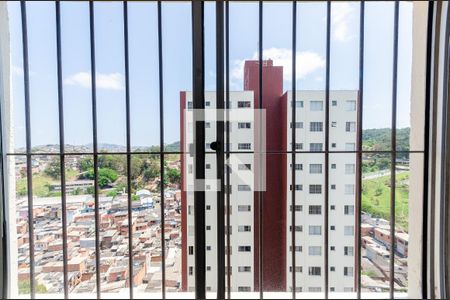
[[64, 72, 124, 91], [230, 48, 325, 87], [331, 3, 355, 42]]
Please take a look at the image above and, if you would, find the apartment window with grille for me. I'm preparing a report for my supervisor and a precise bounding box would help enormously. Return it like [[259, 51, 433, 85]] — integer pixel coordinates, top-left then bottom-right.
[[290, 225, 303, 232], [238, 163, 251, 170], [238, 205, 251, 212], [289, 266, 303, 272], [345, 163, 355, 174], [238, 122, 251, 129], [237, 101, 251, 108], [291, 163, 303, 170], [309, 164, 322, 174], [345, 121, 356, 132], [345, 184, 355, 195], [308, 267, 321, 276], [308, 226, 322, 236], [309, 143, 323, 152], [290, 246, 302, 252], [238, 143, 251, 150], [290, 121, 304, 129], [308, 205, 322, 215], [344, 267, 354, 277], [238, 246, 252, 252], [238, 225, 251, 232], [344, 226, 355, 236], [345, 100, 356, 111], [309, 184, 322, 194], [310, 100, 323, 111], [308, 246, 322, 256], [290, 184, 303, 191], [290, 205, 303, 212], [309, 122, 323, 132], [238, 184, 251, 191], [295, 143, 303, 150], [344, 246, 354, 256], [344, 205, 355, 215], [238, 266, 251, 273], [292, 100, 304, 108]]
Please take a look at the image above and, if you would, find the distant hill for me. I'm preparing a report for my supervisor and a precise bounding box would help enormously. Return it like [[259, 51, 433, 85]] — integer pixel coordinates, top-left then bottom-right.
[[16, 129, 409, 155]]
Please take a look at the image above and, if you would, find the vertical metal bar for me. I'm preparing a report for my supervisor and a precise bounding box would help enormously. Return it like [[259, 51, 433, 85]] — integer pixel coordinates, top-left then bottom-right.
[[20, 2, 35, 298], [422, 2, 435, 298], [258, 1, 264, 298], [55, 1, 69, 298], [225, 1, 232, 297], [324, 1, 331, 298], [192, 2, 206, 298], [216, 0, 226, 299], [439, 2, 450, 299], [389, 1, 399, 298], [157, 1, 166, 299], [355, 1, 365, 298], [122, 2, 134, 298], [291, 0, 297, 298], [88, 2, 101, 298]]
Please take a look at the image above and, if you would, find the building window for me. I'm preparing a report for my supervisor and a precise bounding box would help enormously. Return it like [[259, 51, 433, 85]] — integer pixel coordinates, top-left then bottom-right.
[[330, 205, 335, 210], [344, 205, 354, 215], [331, 184, 336, 190], [291, 163, 303, 170], [238, 246, 251, 252], [332, 100, 337, 106], [330, 267, 335, 272], [187, 101, 193, 109], [345, 163, 355, 174], [330, 225, 335, 230], [295, 143, 303, 150], [189, 266, 193, 276], [309, 164, 322, 174], [238, 286, 251, 292], [308, 246, 322, 256], [238, 164, 251, 170], [310, 101, 323, 111], [289, 266, 303, 272], [309, 226, 322, 236], [206, 246, 212, 251], [345, 143, 356, 151], [188, 164, 193, 174], [344, 267, 354, 277], [238, 122, 251, 129], [205, 101, 211, 107], [345, 184, 355, 195], [344, 246, 354, 256], [345, 121, 356, 132], [309, 205, 322, 215], [344, 226, 354, 236], [238, 266, 251, 272], [290, 122, 304, 129], [330, 246, 335, 251], [309, 184, 322, 194], [290, 184, 303, 191], [206, 225, 211, 230], [344, 287, 354, 292], [310, 143, 323, 152], [292, 100, 304, 108], [290, 205, 303, 212], [308, 267, 321, 276], [290, 246, 303, 252], [238, 143, 251, 150], [189, 246, 194, 255], [238, 101, 251, 108], [205, 122, 211, 128], [345, 100, 356, 111], [238, 225, 251, 232], [290, 225, 303, 232], [206, 205, 211, 210], [309, 287, 322, 292], [206, 266, 211, 271], [310, 122, 323, 132], [331, 121, 337, 127], [238, 184, 251, 191], [206, 163, 211, 169], [238, 205, 251, 212]]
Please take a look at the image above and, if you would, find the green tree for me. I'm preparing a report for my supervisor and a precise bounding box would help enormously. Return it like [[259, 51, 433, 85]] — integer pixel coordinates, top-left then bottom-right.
[[78, 156, 93, 172], [44, 158, 60, 179], [19, 280, 47, 294]]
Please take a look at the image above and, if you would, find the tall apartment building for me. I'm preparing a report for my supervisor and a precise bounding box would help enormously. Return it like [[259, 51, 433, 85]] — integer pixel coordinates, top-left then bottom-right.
[[180, 60, 357, 293]]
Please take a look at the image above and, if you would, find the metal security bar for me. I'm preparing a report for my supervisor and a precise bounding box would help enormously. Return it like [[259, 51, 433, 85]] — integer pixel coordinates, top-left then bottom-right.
[[10, 1, 430, 300]]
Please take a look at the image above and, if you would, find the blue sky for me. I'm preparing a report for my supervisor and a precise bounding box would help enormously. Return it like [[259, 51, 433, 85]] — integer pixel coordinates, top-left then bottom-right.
[[8, 1, 413, 150]]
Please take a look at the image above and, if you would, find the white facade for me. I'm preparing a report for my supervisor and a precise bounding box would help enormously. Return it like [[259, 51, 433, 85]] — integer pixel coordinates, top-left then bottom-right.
[[183, 91, 256, 292], [286, 90, 358, 293]]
